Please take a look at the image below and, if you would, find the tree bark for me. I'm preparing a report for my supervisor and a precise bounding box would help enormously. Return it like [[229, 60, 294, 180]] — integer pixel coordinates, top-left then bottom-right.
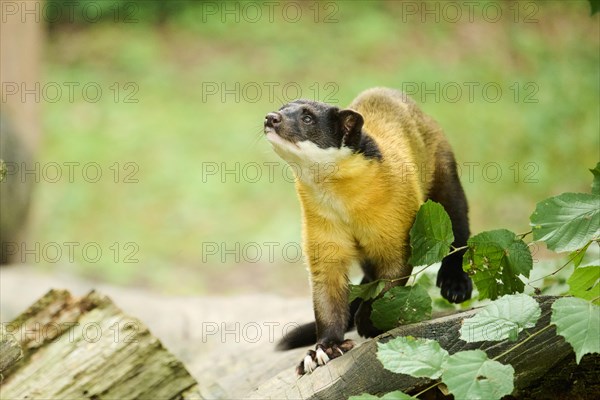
[[248, 295, 599, 399], [0, 0, 43, 264], [0, 324, 23, 377], [0, 289, 202, 399]]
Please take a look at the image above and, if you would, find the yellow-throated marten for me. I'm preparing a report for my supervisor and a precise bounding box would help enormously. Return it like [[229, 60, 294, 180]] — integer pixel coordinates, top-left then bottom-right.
[[264, 87, 471, 374]]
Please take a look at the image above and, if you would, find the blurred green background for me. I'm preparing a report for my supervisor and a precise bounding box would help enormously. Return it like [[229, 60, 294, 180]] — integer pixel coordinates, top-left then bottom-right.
[[26, 0, 599, 295]]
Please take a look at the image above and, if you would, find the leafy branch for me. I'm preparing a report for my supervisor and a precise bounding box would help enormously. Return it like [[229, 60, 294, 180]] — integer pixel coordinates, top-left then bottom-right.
[[350, 162, 600, 400], [527, 239, 598, 286]]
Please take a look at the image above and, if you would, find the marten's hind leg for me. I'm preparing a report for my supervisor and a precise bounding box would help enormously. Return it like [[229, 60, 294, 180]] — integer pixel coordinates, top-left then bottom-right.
[[355, 258, 412, 337], [428, 150, 472, 303]]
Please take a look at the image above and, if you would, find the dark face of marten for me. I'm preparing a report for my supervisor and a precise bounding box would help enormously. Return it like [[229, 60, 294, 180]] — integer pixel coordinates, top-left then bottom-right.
[[264, 100, 364, 151]]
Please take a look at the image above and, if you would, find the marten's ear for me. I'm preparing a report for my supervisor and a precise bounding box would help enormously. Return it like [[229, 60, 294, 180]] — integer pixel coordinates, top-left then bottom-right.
[[338, 109, 364, 148]]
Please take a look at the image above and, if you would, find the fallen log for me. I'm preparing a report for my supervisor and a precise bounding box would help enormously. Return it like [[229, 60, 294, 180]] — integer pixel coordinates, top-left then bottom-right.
[[0, 289, 202, 399], [248, 295, 599, 399], [0, 324, 23, 377]]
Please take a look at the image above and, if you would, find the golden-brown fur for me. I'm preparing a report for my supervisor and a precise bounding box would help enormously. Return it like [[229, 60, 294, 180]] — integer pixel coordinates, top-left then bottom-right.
[[265, 87, 471, 374], [297, 88, 450, 328]]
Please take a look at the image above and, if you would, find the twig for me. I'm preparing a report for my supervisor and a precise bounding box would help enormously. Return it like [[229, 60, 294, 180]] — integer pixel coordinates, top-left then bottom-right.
[[527, 242, 592, 284], [387, 245, 469, 284], [413, 380, 441, 397], [518, 230, 533, 239], [493, 323, 554, 361]]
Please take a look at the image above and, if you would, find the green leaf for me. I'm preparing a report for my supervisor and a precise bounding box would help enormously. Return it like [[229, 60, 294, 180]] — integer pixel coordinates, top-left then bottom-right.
[[463, 229, 533, 300], [348, 280, 386, 303], [442, 350, 514, 400], [530, 193, 600, 253], [371, 285, 432, 331], [569, 241, 592, 268], [470, 270, 502, 300], [377, 336, 449, 379], [433, 297, 457, 310], [415, 271, 433, 290], [551, 297, 600, 363], [460, 294, 541, 342], [591, 162, 600, 194], [349, 391, 415, 400], [567, 266, 600, 303], [409, 200, 454, 266]]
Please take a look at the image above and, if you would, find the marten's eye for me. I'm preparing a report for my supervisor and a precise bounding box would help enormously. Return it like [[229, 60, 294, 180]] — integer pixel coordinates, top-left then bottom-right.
[[301, 115, 313, 124]]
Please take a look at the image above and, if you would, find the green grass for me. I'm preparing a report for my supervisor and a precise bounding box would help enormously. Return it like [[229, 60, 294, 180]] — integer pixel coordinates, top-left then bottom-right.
[[31, 1, 599, 294]]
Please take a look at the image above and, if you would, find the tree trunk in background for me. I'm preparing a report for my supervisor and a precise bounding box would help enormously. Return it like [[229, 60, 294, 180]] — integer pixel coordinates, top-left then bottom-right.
[[0, 0, 44, 264]]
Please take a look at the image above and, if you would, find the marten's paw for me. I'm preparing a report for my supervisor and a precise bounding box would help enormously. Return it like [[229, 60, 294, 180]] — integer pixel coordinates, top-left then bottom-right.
[[437, 268, 472, 303], [296, 340, 354, 375]]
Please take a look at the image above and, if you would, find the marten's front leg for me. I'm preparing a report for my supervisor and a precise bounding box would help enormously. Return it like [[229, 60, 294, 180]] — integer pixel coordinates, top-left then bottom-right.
[[296, 237, 357, 375]]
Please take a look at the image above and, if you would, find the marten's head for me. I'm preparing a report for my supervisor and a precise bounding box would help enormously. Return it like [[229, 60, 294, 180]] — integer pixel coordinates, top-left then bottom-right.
[[264, 100, 369, 165]]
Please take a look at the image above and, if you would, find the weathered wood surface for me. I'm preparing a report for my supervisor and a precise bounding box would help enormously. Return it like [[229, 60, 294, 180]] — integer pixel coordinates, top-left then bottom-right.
[[1, 273, 597, 399], [0, 289, 202, 399], [0, 325, 23, 376], [248, 296, 595, 399], [0, 267, 316, 399]]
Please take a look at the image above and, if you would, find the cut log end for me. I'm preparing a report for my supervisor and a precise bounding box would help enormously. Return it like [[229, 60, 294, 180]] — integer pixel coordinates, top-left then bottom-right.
[[0, 289, 203, 399], [0, 324, 23, 377]]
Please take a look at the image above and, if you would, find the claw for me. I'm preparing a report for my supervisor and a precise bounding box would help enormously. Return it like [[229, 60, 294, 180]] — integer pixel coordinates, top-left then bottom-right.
[[315, 347, 330, 365], [438, 269, 472, 304], [296, 340, 355, 375], [303, 354, 317, 373]]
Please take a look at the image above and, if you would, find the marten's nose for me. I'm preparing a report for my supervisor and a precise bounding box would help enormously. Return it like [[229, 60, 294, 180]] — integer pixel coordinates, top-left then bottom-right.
[[265, 112, 281, 128]]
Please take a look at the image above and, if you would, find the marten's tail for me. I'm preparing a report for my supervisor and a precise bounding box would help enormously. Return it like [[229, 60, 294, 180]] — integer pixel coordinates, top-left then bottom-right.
[[276, 291, 363, 350], [276, 321, 317, 350]]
